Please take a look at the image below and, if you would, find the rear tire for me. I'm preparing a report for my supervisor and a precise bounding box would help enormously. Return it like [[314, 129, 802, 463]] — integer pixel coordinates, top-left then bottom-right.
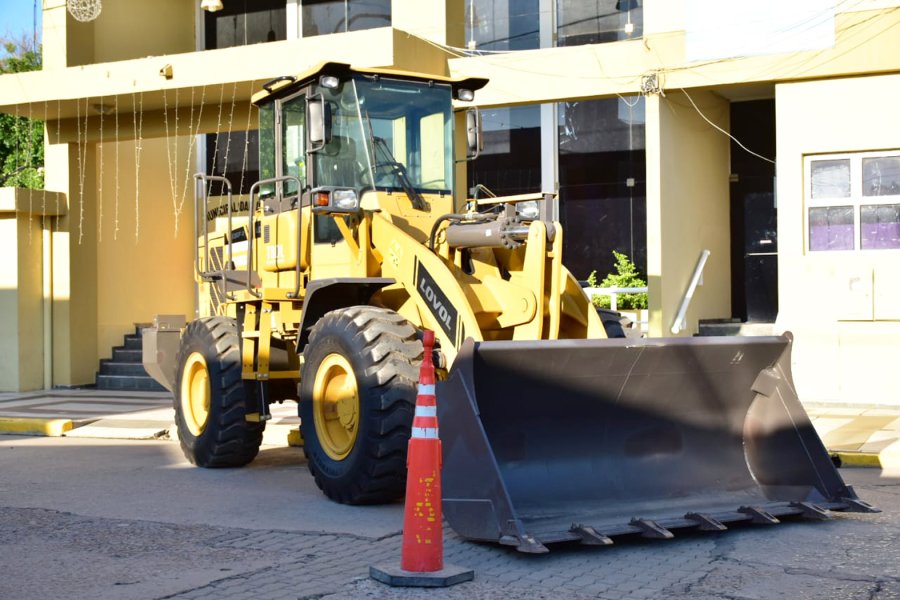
[[300, 306, 420, 504], [174, 317, 264, 467]]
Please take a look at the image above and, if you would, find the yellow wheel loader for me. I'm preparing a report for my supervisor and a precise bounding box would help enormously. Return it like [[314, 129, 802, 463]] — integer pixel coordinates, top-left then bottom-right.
[[143, 62, 876, 552]]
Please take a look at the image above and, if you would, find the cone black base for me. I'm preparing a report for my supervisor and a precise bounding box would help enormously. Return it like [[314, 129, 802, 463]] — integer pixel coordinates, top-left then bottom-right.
[[369, 563, 474, 588]]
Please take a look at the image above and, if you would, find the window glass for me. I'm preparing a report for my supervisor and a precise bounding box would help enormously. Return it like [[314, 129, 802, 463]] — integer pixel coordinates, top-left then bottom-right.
[[355, 78, 453, 194], [558, 0, 643, 47], [810, 159, 850, 199], [861, 204, 900, 250], [862, 156, 900, 197], [258, 104, 276, 198], [302, 0, 390, 37], [205, 130, 260, 196], [204, 1, 286, 195], [809, 206, 854, 251], [419, 112, 450, 191], [282, 96, 306, 196], [465, 0, 539, 51], [467, 105, 541, 197], [558, 96, 646, 279], [205, 0, 287, 48]]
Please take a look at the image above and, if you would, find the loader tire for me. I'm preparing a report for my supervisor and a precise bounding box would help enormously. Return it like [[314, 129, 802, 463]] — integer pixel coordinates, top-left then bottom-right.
[[174, 317, 264, 468], [300, 306, 420, 505]]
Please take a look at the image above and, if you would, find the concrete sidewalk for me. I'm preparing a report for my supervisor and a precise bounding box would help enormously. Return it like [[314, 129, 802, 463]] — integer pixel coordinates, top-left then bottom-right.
[[0, 389, 897, 466], [0, 389, 301, 447]]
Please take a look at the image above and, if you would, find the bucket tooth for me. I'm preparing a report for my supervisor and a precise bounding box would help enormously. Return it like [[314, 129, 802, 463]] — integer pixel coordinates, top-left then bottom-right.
[[685, 512, 728, 532], [840, 487, 881, 513], [569, 524, 614, 546], [841, 496, 881, 513], [630, 519, 674, 540], [790, 502, 832, 520], [500, 534, 549, 554], [739, 506, 780, 525]]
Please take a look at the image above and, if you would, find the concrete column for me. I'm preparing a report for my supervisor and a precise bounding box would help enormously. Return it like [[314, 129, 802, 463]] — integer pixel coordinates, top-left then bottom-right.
[[645, 89, 731, 337], [392, 0, 464, 47]]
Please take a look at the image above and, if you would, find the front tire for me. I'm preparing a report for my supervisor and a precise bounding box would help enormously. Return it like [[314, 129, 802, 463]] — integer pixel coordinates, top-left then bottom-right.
[[174, 317, 264, 467], [300, 306, 420, 504]]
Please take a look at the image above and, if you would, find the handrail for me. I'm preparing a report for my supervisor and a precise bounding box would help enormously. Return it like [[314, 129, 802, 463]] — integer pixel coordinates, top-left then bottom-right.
[[246, 176, 302, 298], [671, 249, 711, 335], [582, 286, 647, 312], [194, 173, 233, 299]]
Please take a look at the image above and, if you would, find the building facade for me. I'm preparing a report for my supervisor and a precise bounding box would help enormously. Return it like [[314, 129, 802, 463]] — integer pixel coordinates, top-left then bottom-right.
[[0, 0, 898, 406]]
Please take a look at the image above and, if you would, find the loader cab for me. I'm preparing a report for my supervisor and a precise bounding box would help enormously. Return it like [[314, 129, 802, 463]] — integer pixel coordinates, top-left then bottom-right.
[[253, 63, 487, 274]]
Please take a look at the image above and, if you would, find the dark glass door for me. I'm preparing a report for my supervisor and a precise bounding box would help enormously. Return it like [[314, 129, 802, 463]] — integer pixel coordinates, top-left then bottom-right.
[[730, 100, 777, 322]]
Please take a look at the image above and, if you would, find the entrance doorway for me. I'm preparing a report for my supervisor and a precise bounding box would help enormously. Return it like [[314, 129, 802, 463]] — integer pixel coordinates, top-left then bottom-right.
[[730, 99, 777, 322]]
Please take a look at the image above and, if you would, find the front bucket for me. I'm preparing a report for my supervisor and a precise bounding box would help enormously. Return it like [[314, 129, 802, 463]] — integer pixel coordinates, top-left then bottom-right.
[[437, 334, 877, 552]]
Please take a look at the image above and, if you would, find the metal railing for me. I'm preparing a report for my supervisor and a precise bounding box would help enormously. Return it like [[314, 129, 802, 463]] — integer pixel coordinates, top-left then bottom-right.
[[671, 249, 711, 335], [583, 286, 649, 332]]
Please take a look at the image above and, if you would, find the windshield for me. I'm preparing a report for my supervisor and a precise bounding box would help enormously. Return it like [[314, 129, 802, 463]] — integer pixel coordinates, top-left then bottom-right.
[[313, 77, 454, 198]]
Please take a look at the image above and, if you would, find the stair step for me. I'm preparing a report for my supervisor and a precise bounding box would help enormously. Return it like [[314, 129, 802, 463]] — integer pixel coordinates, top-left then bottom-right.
[[697, 320, 775, 337], [112, 347, 143, 363], [99, 360, 150, 377], [95, 374, 166, 392], [123, 335, 143, 350]]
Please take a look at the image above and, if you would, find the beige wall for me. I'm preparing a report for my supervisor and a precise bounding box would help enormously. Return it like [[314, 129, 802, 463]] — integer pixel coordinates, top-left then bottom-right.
[[776, 74, 900, 405], [66, 0, 195, 67], [0, 212, 44, 391], [95, 137, 197, 366], [646, 90, 731, 337]]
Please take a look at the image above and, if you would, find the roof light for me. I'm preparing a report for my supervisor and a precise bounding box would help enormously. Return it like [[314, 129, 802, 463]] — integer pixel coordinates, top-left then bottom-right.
[[320, 75, 340, 89], [201, 0, 223, 12], [457, 88, 475, 102]]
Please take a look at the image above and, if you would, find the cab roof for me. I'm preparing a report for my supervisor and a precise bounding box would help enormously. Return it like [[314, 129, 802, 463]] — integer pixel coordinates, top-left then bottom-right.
[[251, 62, 488, 106]]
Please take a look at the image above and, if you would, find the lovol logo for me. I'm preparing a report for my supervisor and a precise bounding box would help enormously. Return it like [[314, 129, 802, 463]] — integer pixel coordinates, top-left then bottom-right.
[[415, 260, 458, 341]]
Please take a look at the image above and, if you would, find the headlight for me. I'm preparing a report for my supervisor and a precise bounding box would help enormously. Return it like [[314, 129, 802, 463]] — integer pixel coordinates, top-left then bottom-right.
[[516, 200, 540, 220], [332, 189, 359, 211], [311, 187, 361, 214]]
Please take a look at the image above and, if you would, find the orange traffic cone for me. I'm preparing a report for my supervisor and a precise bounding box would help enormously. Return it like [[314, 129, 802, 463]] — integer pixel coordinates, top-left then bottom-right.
[[370, 330, 474, 588]]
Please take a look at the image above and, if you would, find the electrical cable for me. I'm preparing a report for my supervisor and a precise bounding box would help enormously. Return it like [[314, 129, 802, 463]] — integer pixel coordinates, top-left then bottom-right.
[[679, 88, 775, 165]]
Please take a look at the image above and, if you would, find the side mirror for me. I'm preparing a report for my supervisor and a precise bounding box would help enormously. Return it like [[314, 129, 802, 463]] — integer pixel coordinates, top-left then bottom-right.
[[308, 96, 331, 152], [466, 108, 482, 161]]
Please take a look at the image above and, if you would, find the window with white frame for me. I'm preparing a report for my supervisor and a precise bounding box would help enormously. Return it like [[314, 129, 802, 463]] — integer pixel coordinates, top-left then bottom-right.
[[806, 151, 900, 251]]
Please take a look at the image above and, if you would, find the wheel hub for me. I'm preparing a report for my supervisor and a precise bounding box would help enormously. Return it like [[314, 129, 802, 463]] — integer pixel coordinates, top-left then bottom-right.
[[312, 353, 360, 461], [181, 352, 210, 436]]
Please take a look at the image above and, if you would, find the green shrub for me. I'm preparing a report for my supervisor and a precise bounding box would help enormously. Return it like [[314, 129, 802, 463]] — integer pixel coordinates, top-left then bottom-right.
[[587, 251, 648, 310]]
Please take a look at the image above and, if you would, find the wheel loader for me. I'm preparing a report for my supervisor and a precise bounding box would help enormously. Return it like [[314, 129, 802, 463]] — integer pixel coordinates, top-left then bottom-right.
[[143, 62, 876, 553]]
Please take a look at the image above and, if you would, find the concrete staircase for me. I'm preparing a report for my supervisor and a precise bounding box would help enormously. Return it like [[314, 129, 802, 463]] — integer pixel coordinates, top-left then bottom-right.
[[697, 318, 775, 337], [95, 324, 166, 391]]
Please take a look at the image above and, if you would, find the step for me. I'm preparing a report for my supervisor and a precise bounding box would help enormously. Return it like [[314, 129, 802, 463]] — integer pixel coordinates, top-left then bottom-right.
[[697, 320, 775, 337], [111, 347, 143, 363], [123, 335, 143, 350], [98, 360, 151, 377], [95, 373, 167, 392]]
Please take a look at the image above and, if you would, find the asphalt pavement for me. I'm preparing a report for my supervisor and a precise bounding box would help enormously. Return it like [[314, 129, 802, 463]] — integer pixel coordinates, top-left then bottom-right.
[[0, 433, 898, 600], [0, 389, 899, 599]]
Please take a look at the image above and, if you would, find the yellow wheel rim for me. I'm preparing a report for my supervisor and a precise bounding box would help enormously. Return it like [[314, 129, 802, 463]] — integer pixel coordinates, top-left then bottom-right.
[[180, 352, 211, 436], [312, 353, 359, 461]]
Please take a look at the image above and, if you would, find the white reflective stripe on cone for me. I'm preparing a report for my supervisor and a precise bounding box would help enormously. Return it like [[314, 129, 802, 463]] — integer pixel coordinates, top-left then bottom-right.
[[412, 427, 439, 439], [417, 384, 436, 396], [415, 406, 437, 417]]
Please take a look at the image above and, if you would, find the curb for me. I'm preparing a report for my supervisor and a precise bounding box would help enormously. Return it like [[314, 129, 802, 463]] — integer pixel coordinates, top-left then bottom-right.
[[0, 417, 74, 437], [831, 451, 894, 469]]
